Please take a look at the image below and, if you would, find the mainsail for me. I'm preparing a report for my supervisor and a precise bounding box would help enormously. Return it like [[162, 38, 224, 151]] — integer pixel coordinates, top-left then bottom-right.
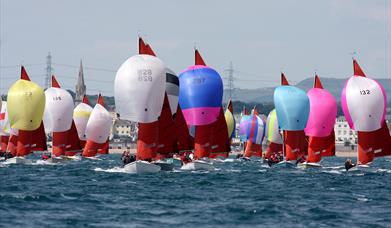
[[304, 75, 337, 163]]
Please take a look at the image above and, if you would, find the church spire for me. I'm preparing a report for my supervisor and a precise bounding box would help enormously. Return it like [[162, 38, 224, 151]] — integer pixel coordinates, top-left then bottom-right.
[[75, 59, 86, 104]]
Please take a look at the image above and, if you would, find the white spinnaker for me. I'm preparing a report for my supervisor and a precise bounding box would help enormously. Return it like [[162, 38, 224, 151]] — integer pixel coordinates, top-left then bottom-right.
[[114, 54, 166, 123], [43, 88, 74, 133], [0, 101, 10, 136], [85, 104, 112, 144], [166, 68, 179, 116], [255, 116, 265, 144], [345, 76, 385, 131], [73, 103, 93, 141]]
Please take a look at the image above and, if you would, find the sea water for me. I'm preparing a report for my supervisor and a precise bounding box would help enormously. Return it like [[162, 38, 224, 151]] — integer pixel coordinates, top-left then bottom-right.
[[1, 154, 390, 227]]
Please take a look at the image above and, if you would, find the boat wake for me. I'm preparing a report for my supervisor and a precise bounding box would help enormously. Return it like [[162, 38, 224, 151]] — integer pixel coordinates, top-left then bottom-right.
[[94, 167, 132, 173]]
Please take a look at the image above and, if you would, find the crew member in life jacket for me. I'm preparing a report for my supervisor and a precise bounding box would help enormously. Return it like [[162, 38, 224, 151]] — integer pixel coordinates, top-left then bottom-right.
[[4, 152, 13, 160], [345, 159, 356, 171], [267, 153, 281, 167], [181, 153, 192, 165], [42, 153, 51, 160], [296, 155, 306, 165]]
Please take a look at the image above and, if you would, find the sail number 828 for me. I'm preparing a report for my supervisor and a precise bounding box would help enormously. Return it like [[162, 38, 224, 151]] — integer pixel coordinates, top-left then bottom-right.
[[137, 69, 153, 82]]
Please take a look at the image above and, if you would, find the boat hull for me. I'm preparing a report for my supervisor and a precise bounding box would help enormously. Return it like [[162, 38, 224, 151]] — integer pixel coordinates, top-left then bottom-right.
[[181, 160, 214, 171], [124, 160, 161, 173], [297, 162, 322, 168], [273, 160, 297, 168], [3, 157, 32, 164], [153, 160, 175, 171]]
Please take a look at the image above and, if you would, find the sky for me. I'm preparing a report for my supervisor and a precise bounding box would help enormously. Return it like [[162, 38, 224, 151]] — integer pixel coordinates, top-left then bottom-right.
[[0, 0, 390, 96]]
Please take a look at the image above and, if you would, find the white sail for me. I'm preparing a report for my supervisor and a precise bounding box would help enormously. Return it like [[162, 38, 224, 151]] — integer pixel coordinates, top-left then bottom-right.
[[166, 68, 179, 116], [73, 103, 93, 141], [343, 76, 386, 131], [84, 104, 112, 144], [114, 54, 166, 123], [0, 101, 10, 136], [43, 88, 74, 133]]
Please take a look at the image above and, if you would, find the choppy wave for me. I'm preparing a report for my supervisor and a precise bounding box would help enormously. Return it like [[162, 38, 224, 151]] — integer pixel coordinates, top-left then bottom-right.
[[1, 154, 391, 227]]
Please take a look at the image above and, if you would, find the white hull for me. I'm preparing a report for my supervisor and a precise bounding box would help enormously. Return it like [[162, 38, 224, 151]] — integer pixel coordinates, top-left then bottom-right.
[[153, 160, 175, 171], [297, 162, 322, 168], [123, 160, 161, 174], [3, 157, 32, 164], [181, 160, 214, 171], [273, 160, 296, 168]]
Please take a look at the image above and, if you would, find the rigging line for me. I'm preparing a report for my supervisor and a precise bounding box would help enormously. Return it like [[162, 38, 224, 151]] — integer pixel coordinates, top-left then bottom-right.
[[0, 63, 46, 69], [52, 63, 116, 72]]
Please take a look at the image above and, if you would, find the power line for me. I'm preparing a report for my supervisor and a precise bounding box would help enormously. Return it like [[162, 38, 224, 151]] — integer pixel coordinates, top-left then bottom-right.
[[45, 53, 53, 89]]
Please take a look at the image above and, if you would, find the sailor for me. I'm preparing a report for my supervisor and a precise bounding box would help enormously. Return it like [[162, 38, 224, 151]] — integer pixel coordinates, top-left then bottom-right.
[[42, 153, 51, 160], [296, 155, 306, 165], [345, 159, 356, 171], [122, 153, 131, 166], [4, 152, 13, 160], [181, 153, 192, 165]]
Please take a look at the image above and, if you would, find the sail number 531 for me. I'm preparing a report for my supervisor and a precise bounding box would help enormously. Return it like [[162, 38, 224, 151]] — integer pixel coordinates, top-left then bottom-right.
[[137, 69, 153, 82], [359, 90, 370, 95]]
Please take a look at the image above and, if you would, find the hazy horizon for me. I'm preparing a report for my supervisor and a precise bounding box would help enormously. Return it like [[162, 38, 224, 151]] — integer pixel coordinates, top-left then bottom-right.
[[0, 0, 390, 96]]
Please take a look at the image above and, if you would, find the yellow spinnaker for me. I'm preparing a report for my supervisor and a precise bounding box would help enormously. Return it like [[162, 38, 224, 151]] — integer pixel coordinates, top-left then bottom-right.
[[267, 109, 277, 142], [7, 80, 45, 131], [73, 110, 92, 118], [224, 109, 235, 138]]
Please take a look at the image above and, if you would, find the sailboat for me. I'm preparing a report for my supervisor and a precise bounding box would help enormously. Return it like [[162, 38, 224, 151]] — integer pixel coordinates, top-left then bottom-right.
[[238, 106, 250, 156], [82, 94, 112, 158], [114, 38, 167, 173], [341, 59, 391, 168], [273, 73, 310, 167], [264, 109, 283, 162], [0, 100, 10, 155], [179, 49, 223, 171], [301, 75, 337, 168], [73, 95, 93, 148], [224, 100, 236, 142], [43, 75, 74, 162], [141, 39, 179, 171], [242, 107, 265, 159], [6, 66, 46, 164]]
